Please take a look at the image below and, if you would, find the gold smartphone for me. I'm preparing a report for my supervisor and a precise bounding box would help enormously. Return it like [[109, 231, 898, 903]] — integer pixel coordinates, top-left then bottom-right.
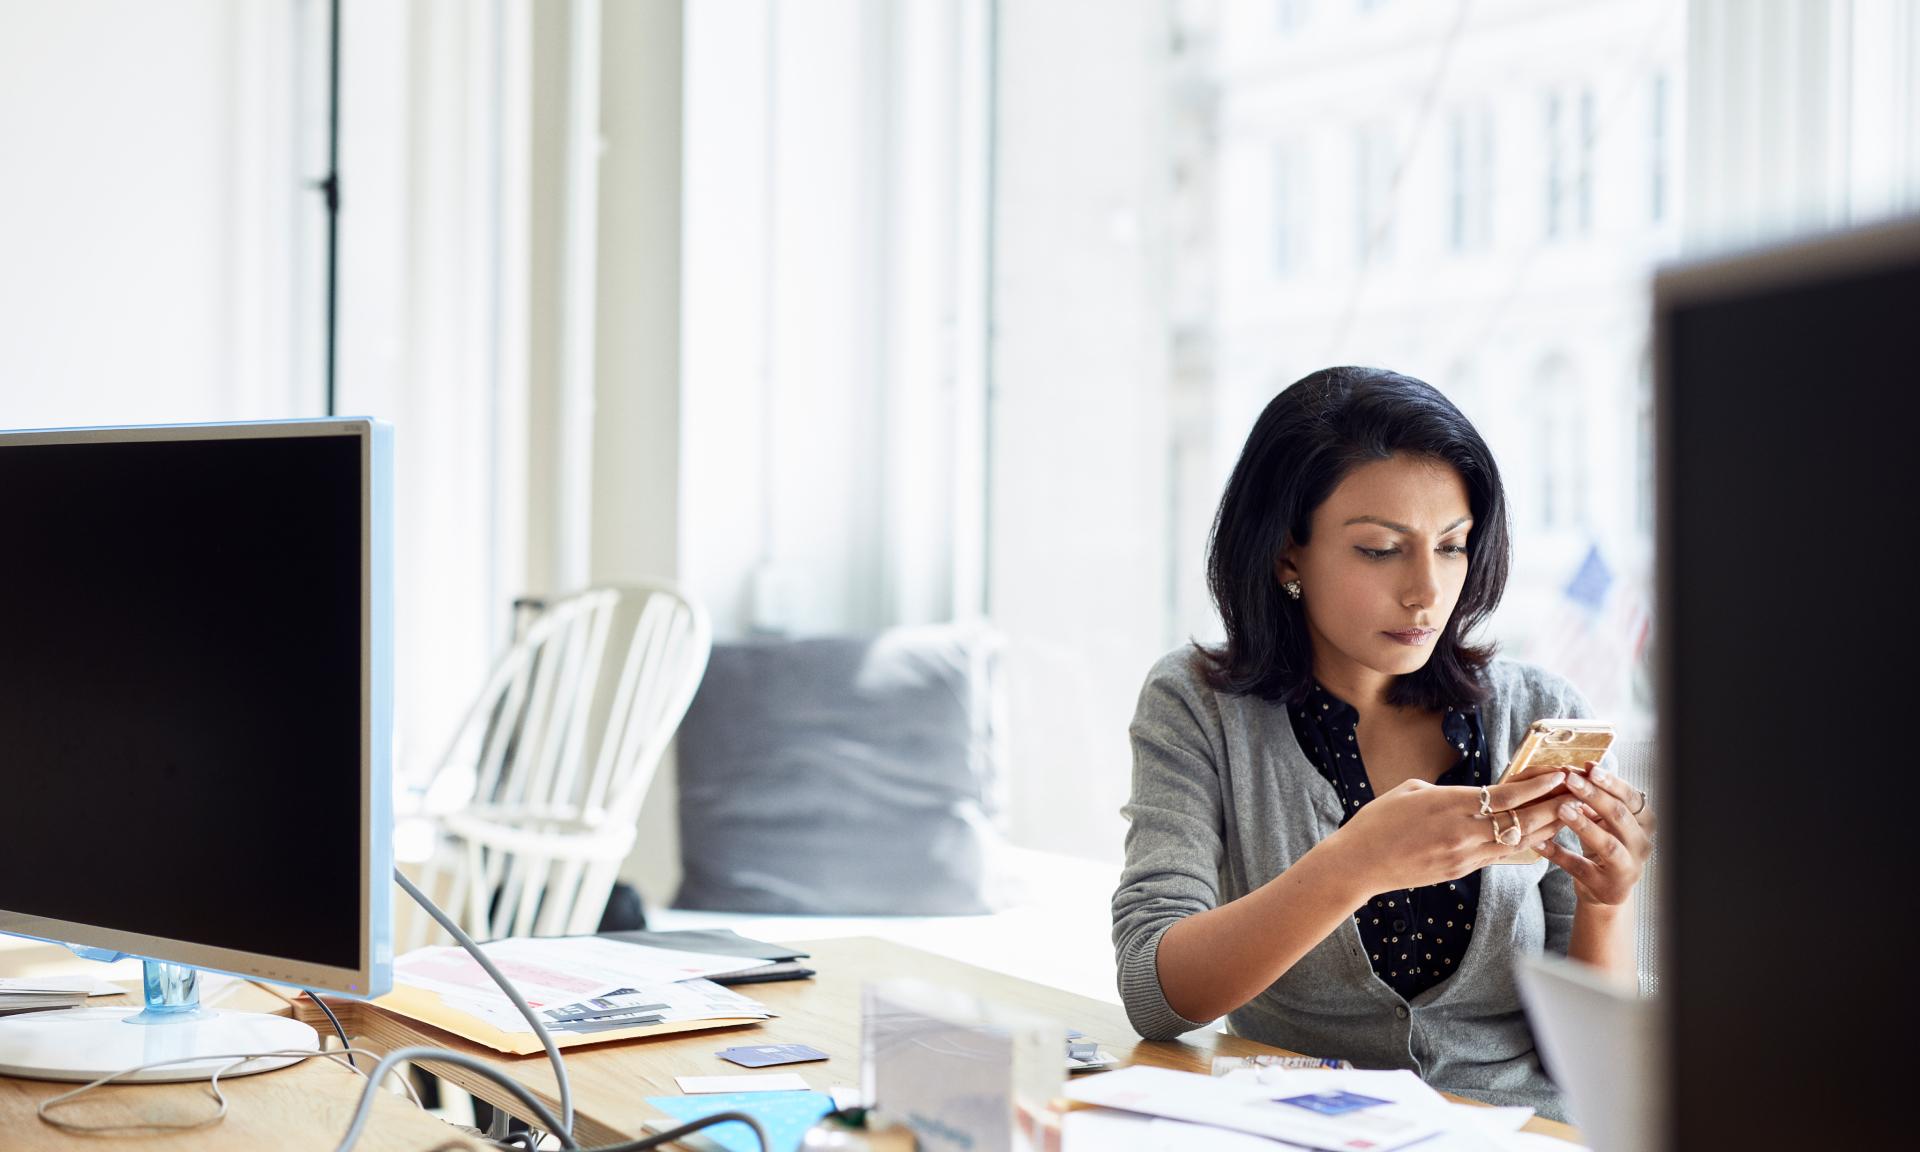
[[1490, 718, 1615, 864]]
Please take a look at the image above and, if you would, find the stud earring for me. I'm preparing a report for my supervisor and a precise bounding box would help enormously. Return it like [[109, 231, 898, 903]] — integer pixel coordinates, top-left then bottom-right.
[[1283, 580, 1302, 601]]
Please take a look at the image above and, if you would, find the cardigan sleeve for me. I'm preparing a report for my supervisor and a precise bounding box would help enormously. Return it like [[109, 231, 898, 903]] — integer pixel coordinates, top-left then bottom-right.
[[1110, 652, 1225, 1038]]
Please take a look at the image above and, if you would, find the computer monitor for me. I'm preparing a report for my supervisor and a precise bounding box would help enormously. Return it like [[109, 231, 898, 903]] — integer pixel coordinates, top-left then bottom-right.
[[0, 418, 392, 1082], [1654, 215, 1917, 1147]]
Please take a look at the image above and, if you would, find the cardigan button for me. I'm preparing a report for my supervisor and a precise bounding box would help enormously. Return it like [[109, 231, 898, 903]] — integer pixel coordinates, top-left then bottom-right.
[[1394, 1005, 1409, 1020]]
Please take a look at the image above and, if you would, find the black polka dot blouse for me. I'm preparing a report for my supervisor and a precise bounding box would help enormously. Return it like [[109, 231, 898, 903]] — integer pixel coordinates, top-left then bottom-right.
[[1288, 681, 1486, 1002]]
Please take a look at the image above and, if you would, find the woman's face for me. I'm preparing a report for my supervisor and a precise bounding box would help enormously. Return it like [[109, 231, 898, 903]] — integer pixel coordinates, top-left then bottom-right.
[[1279, 454, 1474, 687]]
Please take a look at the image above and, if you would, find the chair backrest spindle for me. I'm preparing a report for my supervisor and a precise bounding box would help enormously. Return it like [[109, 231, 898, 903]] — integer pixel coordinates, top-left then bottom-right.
[[402, 583, 711, 948]]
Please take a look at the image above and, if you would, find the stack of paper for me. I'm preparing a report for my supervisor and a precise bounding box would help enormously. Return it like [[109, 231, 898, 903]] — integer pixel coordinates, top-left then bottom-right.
[[0, 975, 123, 1017], [378, 936, 777, 1055], [1062, 1066, 1584, 1152], [0, 988, 84, 1017], [596, 929, 815, 986]]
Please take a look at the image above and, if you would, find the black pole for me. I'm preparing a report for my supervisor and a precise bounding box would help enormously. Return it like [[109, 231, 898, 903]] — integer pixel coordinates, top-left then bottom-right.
[[322, 0, 341, 417]]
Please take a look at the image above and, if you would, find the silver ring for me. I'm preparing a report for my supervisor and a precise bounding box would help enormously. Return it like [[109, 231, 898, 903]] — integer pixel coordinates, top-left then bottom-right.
[[1630, 788, 1649, 817], [1477, 786, 1494, 817]]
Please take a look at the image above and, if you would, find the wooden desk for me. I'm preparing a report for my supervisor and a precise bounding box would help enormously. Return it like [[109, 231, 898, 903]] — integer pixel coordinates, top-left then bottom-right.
[[0, 939, 475, 1151], [302, 936, 1582, 1147]]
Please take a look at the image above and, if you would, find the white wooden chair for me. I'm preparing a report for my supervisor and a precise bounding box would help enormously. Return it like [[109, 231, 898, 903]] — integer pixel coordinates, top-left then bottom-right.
[[400, 583, 711, 950]]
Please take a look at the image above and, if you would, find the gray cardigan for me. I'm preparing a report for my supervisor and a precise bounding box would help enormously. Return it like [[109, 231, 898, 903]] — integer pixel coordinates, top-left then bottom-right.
[[1112, 647, 1592, 1119]]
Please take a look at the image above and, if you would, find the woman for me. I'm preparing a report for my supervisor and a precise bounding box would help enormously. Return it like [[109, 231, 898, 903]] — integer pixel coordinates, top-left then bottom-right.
[[1111, 366, 1655, 1118]]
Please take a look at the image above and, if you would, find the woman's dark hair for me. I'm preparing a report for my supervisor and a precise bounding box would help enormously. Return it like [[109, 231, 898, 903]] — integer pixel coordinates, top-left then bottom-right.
[[1197, 365, 1511, 709]]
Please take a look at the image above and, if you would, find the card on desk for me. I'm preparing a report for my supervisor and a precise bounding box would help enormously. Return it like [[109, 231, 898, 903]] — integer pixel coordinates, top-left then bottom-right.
[[718, 1043, 829, 1068]]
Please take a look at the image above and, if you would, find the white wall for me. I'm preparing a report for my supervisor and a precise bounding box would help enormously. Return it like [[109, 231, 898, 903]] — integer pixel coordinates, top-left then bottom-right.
[[0, 0, 306, 427]]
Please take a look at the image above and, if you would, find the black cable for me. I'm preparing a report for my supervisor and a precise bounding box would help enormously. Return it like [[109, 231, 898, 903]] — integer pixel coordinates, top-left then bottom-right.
[[575, 1110, 771, 1152], [393, 868, 574, 1138], [302, 987, 357, 1073]]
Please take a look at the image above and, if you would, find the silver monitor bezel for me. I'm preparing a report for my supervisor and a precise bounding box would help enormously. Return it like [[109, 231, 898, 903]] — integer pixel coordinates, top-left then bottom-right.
[[0, 418, 393, 998]]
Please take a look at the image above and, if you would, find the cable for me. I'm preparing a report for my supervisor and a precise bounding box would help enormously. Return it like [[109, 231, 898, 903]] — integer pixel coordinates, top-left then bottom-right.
[[304, 986, 358, 1072], [36, 1046, 417, 1136], [574, 1110, 773, 1152], [335, 1045, 576, 1152], [35, 868, 763, 1151], [393, 867, 575, 1140]]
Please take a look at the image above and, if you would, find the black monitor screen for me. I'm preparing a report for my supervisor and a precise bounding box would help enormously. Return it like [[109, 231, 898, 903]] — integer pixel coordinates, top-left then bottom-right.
[[0, 433, 363, 971], [1662, 243, 1916, 1145]]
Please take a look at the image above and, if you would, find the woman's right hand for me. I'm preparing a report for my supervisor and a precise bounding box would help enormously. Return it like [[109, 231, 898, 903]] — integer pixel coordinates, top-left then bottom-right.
[[1328, 771, 1570, 895]]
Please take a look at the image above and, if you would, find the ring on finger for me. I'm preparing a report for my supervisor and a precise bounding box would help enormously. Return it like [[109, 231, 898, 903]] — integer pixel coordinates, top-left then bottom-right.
[[1477, 786, 1494, 817], [1491, 811, 1523, 847], [1629, 787, 1649, 816]]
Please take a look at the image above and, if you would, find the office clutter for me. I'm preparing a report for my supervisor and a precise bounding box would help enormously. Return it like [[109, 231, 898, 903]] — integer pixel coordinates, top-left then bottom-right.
[[1063, 1030, 1118, 1072], [369, 933, 783, 1055], [1061, 1064, 1560, 1152], [605, 927, 818, 985], [719, 1043, 831, 1068], [862, 978, 1063, 1152], [798, 1107, 919, 1151], [674, 623, 1004, 916], [0, 974, 124, 1017], [643, 1090, 838, 1152], [0, 983, 84, 1017]]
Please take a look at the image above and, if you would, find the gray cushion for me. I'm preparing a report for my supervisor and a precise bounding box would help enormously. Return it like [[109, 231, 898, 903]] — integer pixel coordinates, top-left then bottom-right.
[[672, 624, 1003, 915]]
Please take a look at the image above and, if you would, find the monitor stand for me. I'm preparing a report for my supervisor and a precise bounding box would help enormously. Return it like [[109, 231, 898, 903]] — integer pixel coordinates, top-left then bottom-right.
[[0, 959, 319, 1083]]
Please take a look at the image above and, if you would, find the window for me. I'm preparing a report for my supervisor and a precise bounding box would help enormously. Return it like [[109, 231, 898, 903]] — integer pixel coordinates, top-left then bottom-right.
[[1272, 142, 1308, 275], [984, 0, 1697, 856], [1448, 106, 1494, 252], [1355, 124, 1397, 262], [1545, 87, 1594, 239], [1650, 72, 1669, 222], [1532, 358, 1589, 532], [1545, 92, 1564, 238], [1578, 86, 1596, 233], [1275, 0, 1313, 34]]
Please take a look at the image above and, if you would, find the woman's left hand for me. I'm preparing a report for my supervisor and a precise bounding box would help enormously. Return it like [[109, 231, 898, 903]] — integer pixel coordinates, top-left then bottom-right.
[[1538, 761, 1656, 907]]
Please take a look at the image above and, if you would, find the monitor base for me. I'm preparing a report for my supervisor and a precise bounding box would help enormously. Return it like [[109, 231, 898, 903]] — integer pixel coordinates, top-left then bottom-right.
[[0, 1006, 319, 1083]]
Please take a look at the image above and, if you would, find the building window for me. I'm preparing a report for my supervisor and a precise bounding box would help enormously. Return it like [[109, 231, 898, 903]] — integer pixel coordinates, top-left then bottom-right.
[[1272, 143, 1308, 277], [1356, 124, 1396, 263], [1577, 86, 1595, 233], [1545, 93, 1563, 239], [1448, 106, 1494, 252], [1650, 72, 1669, 223], [1533, 359, 1589, 532], [1545, 88, 1593, 240]]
